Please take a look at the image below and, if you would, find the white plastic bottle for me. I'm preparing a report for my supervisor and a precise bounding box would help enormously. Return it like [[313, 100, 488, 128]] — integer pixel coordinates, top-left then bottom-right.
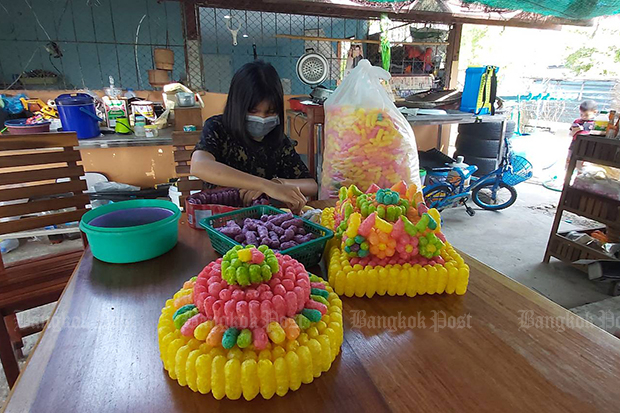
[[448, 156, 471, 186], [104, 75, 121, 98], [593, 111, 609, 135]]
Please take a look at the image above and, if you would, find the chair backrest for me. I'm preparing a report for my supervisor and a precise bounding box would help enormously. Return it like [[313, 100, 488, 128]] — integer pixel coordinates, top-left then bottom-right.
[[0, 132, 89, 236], [172, 130, 202, 207]]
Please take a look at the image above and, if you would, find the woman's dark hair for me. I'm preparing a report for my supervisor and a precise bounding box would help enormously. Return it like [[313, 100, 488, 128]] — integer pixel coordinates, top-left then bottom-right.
[[223, 60, 284, 146]]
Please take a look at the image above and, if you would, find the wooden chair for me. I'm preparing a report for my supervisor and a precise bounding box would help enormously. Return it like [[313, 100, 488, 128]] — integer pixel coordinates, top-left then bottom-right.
[[0, 132, 89, 388], [172, 130, 202, 207]]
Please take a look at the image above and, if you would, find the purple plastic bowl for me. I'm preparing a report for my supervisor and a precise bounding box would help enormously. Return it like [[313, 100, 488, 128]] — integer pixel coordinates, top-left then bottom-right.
[[88, 207, 174, 228]]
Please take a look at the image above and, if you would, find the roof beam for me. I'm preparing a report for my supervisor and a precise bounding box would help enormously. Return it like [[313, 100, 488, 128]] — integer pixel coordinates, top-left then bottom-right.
[[168, 0, 593, 29]]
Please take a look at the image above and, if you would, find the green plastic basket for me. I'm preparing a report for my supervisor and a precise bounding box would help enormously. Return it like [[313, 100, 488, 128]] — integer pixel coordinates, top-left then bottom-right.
[[200, 205, 333, 268]]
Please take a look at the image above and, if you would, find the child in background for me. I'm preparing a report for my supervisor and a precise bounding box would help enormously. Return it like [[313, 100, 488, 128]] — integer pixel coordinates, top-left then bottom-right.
[[567, 100, 597, 168], [570, 100, 597, 138]]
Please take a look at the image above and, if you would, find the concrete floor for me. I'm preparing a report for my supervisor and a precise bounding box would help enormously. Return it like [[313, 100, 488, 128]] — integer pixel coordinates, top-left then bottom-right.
[[0, 181, 617, 407], [572, 297, 620, 336], [441, 181, 611, 309], [3, 237, 82, 266]]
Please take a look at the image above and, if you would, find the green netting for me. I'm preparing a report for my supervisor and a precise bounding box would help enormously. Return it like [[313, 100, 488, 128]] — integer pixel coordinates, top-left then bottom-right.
[[464, 0, 620, 19]]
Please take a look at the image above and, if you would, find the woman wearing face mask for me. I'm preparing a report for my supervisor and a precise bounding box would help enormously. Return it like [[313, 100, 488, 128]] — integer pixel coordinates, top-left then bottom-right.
[[191, 61, 316, 213]]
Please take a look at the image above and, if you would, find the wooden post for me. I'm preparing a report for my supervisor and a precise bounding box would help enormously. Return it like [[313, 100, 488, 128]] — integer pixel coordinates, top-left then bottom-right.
[[0, 314, 19, 388], [182, 0, 204, 90], [435, 23, 463, 154], [444, 23, 463, 89], [543, 150, 578, 263]]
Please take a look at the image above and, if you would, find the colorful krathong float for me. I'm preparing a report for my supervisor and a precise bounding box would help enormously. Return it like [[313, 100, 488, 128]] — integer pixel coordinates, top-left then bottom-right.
[[158, 245, 343, 400], [321, 182, 469, 298]]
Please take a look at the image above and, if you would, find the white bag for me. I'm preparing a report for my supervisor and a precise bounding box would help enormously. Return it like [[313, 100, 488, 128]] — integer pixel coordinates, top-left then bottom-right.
[[320, 60, 421, 198]]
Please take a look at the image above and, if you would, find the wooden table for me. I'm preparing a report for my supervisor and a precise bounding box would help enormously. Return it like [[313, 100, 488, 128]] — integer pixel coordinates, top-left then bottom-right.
[[4, 218, 620, 412]]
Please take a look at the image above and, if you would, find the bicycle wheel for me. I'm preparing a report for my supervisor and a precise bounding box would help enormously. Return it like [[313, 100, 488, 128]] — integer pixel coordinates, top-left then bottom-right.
[[424, 184, 452, 210], [472, 180, 517, 210]]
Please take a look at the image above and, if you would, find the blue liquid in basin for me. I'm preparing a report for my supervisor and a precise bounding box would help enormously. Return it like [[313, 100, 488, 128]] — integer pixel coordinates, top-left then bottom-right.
[[88, 207, 174, 228]]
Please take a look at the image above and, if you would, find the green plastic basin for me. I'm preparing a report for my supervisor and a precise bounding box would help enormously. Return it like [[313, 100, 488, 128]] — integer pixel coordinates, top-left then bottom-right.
[[80, 199, 181, 264]]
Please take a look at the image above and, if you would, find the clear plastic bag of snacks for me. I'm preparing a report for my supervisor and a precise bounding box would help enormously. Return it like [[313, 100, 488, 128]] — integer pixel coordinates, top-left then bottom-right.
[[320, 59, 421, 199]]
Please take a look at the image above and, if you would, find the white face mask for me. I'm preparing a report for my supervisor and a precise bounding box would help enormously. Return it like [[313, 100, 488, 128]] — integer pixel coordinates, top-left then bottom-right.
[[246, 115, 280, 141]]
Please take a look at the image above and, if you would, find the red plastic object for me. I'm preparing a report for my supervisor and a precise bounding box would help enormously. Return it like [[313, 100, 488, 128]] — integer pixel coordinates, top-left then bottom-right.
[[288, 97, 308, 113], [185, 201, 238, 229], [5, 119, 51, 135]]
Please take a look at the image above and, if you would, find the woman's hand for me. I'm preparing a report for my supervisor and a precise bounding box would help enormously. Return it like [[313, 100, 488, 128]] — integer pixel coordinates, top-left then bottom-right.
[[262, 181, 307, 214], [239, 188, 264, 206]]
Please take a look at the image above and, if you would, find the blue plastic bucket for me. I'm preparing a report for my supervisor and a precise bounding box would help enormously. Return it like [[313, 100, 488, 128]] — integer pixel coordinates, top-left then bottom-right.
[[55, 93, 102, 139]]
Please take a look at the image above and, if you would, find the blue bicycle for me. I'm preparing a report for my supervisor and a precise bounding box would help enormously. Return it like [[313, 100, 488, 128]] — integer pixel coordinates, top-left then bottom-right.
[[422, 140, 533, 216]]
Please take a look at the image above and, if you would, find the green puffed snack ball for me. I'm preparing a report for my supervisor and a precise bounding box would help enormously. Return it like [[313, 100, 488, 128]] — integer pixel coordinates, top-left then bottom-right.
[[222, 327, 240, 349], [173, 304, 196, 319], [173, 308, 198, 330], [236, 266, 250, 286], [266, 257, 279, 273], [227, 249, 239, 259], [310, 288, 329, 299], [301, 308, 321, 322], [294, 314, 311, 330], [237, 329, 252, 348], [249, 264, 262, 284], [311, 295, 329, 306], [261, 264, 272, 280], [309, 274, 322, 283], [224, 267, 236, 283]]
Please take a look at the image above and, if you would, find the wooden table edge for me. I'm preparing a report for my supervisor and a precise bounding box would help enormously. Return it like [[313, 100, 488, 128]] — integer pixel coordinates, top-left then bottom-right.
[[1, 251, 86, 413]]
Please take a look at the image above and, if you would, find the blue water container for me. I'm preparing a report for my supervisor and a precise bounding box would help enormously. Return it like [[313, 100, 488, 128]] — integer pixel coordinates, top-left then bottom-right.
[[460, 66, 499, 114], [55, 93, 102, 139]]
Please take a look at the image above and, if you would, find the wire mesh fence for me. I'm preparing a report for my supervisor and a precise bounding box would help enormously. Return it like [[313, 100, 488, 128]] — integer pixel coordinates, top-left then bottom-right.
[[0, 0, 184, 91], [366, 21, 449, 90], [0, 2, 453, 95], [197, 7, 369, 95]]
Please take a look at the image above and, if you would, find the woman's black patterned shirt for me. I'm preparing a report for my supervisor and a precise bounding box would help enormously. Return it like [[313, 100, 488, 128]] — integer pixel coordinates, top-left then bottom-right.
[[194, 115, 311, 181]]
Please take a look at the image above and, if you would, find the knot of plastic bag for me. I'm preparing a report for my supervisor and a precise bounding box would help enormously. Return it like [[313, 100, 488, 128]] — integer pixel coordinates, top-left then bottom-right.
[[356, 59, 391, 81]]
